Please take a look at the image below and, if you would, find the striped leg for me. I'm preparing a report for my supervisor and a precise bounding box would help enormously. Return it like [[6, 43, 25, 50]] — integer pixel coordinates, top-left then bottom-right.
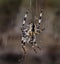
[[33, 34, 41, 51], [34, 43, 41, 50], [30, 39, 37, 53], [37, 9, 45, 33], [32, 45, 37, 53], [22, 45, 26, 54], [21, 37, 26, 54], [31, 42, 41, 53], [22, 11, 28, 25], [21, 11, 28, 54], [38, 9, 43, 24], [32, 34, 37, 53], [30, 38, 37, 53]]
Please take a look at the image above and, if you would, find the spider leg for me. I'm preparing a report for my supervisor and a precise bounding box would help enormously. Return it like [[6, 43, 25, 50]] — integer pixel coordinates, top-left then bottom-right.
[[34, 42, 41, 50], [37, 46, 41, 50], [21, 40, 26, 54], [32, 45, 37, 53], [22, 45, 26, 54]]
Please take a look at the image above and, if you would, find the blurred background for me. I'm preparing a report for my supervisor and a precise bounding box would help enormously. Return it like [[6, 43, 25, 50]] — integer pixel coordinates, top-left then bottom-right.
[[0, 0, 60, 64]]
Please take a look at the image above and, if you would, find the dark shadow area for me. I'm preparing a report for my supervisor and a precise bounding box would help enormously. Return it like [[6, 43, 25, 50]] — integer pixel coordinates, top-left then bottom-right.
[[31, 55, 41, 64], [0, 52, 25, 64]]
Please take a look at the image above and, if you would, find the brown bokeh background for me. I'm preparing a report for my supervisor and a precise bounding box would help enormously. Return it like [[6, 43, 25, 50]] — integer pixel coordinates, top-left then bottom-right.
[[0, 0, 60, 64]]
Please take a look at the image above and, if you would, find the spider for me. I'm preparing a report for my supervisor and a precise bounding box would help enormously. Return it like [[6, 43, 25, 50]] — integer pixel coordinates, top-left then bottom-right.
[[21, 9, 45, 54]]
